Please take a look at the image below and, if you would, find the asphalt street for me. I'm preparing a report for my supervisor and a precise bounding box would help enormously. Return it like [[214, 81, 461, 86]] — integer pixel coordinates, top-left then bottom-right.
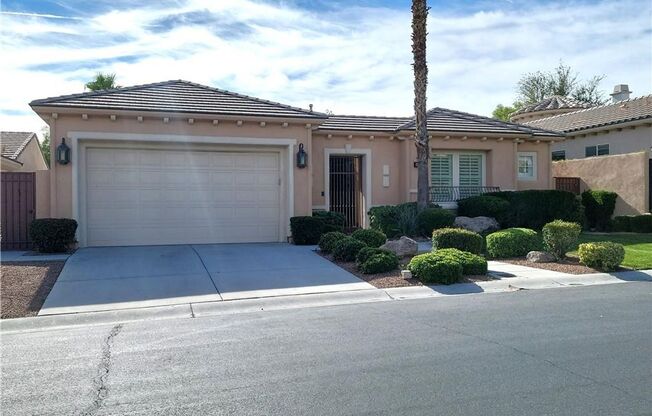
[[1, 283, 651, 415]]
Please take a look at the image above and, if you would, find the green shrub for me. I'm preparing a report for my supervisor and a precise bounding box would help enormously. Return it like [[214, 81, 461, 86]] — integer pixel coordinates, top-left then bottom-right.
[[318, 231, 347, 253], [542, 220, 582, 260], [356, 246, 392, 265], [417, 208, 455, 236], [359, 252, 399, 274], [395, 203, 420, 237], [290, 216, 324, 245], [351, 228, 387, 248], [29, 218, 78, 253], [333, 237, 367, 262], [408, 252, 463, 285], [485, 228, 540, 258], [312, 210, 345, 233], [457, 195, 511, 226], [581, 190, 617, 231], [432, 228, 484, 254], [434, 248, 488, 275], [486, 190, 582, 229], [368, 202, 439, 238], [578, 242, 625, 272], [612, 215, 652, 233]]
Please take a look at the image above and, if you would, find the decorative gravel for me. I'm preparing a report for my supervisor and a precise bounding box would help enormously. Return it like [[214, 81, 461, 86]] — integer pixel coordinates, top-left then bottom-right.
[[1, 261, 64, 319], [500, 257, 610, 274]]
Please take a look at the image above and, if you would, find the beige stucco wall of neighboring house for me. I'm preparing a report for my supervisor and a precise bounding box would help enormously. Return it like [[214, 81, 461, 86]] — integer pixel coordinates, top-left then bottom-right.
[[42, 112, 314, 223], [552, 125, 652, 159], [35, 169, 50, 218], [16, 137, 48, 171], [552, 151, 650, 215], [516, 141, 552, 190]]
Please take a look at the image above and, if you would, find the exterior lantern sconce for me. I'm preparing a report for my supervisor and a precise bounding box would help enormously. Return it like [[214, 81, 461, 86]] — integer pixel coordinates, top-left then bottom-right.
[[296, 143, 307, 168], [413, 160, 419, 168], [56, 138, 71, 165]]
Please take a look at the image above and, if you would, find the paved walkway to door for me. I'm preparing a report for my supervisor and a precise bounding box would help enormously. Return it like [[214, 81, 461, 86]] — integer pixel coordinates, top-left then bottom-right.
[[39, 243, 373, 315]]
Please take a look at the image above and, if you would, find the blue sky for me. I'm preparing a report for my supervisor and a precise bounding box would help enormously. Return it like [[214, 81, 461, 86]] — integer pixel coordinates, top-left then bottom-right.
[[1, 0, 651, 137]]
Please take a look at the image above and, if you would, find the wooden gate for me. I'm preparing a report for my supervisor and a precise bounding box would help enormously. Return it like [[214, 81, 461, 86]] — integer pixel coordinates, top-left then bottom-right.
[[554, 177, 581, 195], [329, 156, 362, 229], [1, 172, 36, 250]]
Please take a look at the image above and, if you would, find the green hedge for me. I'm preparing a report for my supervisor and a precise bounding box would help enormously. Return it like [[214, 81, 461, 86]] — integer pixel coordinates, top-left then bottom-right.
[[351, 229, 387, 248], [333, 237, 367, 262], [432, 228, 484, 255], [434, 248, 488, 276], [612, 215, 652, 233], [581, 190, 617, 231], [312, 210, 345, 233], [578, 241, 625, 272], [416, 208, 455, 237], [486, 190, 582, 229], [318, 231, 347, 254], [358, 251, 399, 274], [408, 252, 463, 285], [542, 220, 581, 260], [457, 195, 511, 226], [486, 228, 540, 258], [29, 218, 78, 253], [290, 216, 325, 245]]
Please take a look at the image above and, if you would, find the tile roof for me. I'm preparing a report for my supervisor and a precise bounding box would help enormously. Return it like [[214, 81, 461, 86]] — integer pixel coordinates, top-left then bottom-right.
[[30, 80, 327, 120], [523, 95, 652, 133], [318, 115, 411, 132], [511, 95, 591, 117], [1, 131, 36, 160], [396, 107, 561, 137]]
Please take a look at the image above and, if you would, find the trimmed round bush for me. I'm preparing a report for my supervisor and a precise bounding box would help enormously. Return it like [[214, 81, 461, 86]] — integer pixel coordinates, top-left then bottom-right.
[[457, 195, 511, 225], [359, 252, 399, 274], [333, 237, 367, 262], [578, 241, 625, 272], [417, 208, 455, 236], [432, 227, 483, 255], [408, 253, 463, 285], [434, 248, 488, 276], [485, 228, 540, 258], [542, 220, 581, 260], [318, 231, 347, 254], [290, 216, 324, 245], [581, 190, 617, 231], [351, 228, 387, 248], [356, 246, 392, 265], [29, 218, 78, 253]]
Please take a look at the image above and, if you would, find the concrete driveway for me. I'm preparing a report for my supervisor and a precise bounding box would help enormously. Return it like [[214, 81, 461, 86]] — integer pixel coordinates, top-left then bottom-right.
[[39, 243, 373, 315]]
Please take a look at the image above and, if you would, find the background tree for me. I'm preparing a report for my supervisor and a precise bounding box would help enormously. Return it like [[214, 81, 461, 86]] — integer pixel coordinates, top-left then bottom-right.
[[85, 73, 119, 91], [39, 127, 50, 167], [412, 0, 429, 211], [493, 62, 606, 121]]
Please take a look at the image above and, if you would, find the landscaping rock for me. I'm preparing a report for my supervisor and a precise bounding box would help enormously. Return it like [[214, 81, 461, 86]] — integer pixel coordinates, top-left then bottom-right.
[[381, 236, 418, 257], [526, 251, 556, 263], [453, 216, 500, 234]]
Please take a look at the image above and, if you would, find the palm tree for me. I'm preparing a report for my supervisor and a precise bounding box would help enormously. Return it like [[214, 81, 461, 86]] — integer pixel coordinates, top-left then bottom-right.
[[85, 73, 119, 91], [412, 0, 429, 211]]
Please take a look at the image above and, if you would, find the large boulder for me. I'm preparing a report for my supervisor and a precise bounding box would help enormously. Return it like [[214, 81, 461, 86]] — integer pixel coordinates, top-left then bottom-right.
[[380, 236, 418, 257], [453, 216, 500, 234], [526, 251, 556, 263]]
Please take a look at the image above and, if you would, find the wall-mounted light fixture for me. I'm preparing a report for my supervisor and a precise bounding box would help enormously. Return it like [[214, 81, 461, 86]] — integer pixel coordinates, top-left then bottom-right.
[[56, 138, 71, 165], [296, 143, 307, 168]]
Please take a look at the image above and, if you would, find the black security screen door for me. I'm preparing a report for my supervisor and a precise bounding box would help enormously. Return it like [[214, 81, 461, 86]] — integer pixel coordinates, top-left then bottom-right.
[[329, 156, 362, 229]]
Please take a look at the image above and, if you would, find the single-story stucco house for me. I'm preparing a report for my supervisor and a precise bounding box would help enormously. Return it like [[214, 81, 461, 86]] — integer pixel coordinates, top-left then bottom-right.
[[1, 131, 48, 172], [30, 80, 562, 247]]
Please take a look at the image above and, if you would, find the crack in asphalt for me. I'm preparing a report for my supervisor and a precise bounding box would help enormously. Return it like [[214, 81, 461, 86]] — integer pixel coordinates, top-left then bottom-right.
[[79, 324, 123, 416]]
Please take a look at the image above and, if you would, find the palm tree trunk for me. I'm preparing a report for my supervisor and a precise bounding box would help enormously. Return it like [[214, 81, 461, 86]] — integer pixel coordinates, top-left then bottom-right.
[[412, 0, 429, 211]]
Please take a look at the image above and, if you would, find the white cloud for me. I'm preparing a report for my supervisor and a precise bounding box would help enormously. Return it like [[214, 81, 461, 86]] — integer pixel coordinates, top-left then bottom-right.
[[1, 0, 650, 139]]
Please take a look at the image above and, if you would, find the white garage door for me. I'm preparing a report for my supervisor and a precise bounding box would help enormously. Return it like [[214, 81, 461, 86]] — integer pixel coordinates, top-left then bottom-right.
[[84, 147, 281, 246]]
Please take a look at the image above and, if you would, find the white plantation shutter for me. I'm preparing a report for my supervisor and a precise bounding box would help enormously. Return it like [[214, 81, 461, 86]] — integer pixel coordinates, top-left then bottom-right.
[[431, 154, 453, 186], [458, 154, 482, 186]]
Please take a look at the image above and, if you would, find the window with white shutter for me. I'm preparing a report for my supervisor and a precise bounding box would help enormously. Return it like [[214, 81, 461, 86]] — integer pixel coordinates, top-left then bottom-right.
[[458, 154, 482, 186], [431, 154, 453, 186]]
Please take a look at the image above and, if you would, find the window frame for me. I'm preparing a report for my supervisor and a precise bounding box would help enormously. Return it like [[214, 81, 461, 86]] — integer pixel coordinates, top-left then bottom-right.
[[585, 145, 597, 157], [597, 143, 610, 156], [429, 151, 486, 187], [517, 151, 537, 181], [551, 150, 566, 161]]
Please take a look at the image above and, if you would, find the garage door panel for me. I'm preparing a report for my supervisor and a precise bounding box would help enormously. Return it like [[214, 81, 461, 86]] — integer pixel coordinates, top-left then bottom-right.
[[85, 147, 282, 246]]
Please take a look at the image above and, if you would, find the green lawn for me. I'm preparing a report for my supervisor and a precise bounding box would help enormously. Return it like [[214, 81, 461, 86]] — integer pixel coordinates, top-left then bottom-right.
[[568, 233, 652, 270]]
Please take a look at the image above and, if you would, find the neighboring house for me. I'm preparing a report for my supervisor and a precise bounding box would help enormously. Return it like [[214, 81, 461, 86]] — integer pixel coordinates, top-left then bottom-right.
[[521, 85, 652, 215], [1, 131, 48, 172], [30, 80, 562, 247], [510, 95, 591, 124]]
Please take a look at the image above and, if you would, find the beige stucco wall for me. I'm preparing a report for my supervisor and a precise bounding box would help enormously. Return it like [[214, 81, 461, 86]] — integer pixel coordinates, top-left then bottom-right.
[[552, 151, 650, 215], [552, 125, 652, 159], [16, 137, 48, 171], [35, 169, 50, 218], [42, 112, 314, 224]]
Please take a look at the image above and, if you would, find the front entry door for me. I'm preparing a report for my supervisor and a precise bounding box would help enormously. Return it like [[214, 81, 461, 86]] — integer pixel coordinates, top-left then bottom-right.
[[329, 156, 362, 229]]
